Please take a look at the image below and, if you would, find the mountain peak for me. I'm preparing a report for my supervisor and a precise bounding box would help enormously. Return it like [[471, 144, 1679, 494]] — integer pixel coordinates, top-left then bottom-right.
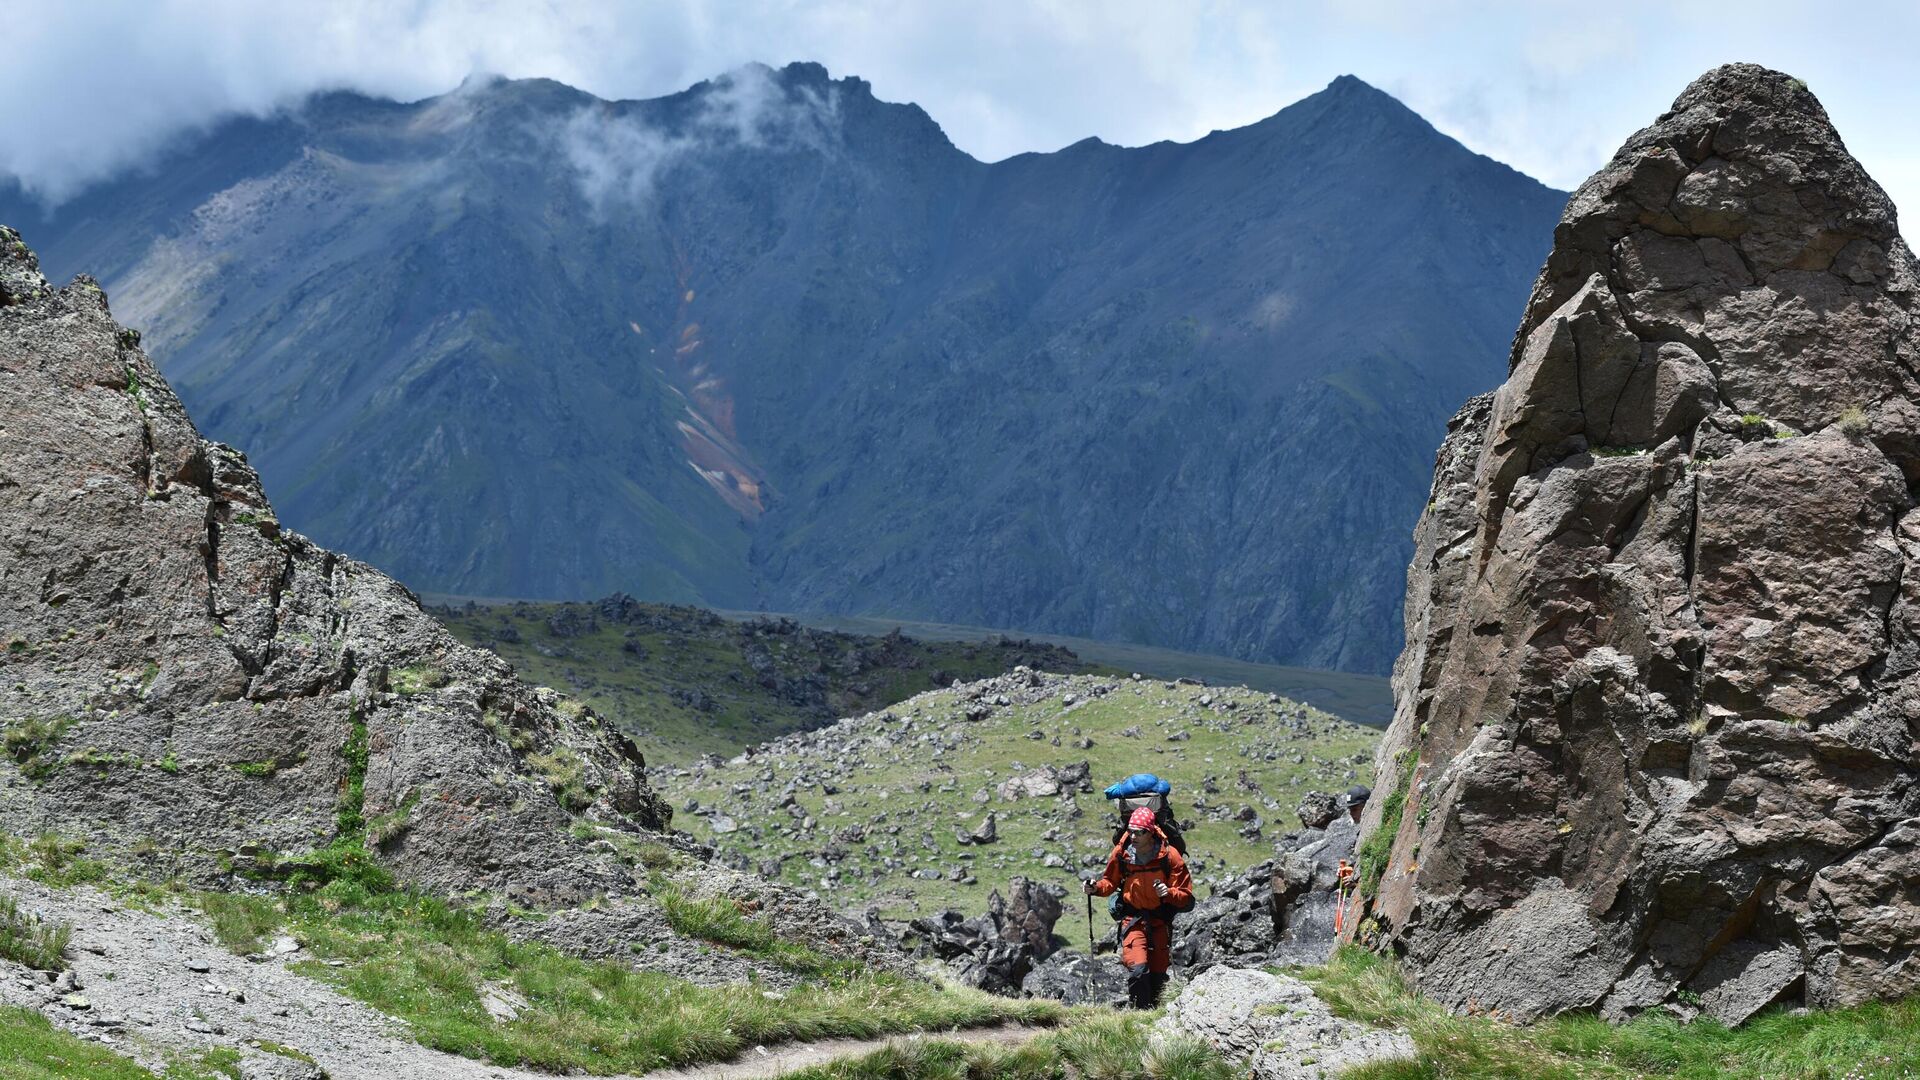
[[1311, 74, 1423, 122]]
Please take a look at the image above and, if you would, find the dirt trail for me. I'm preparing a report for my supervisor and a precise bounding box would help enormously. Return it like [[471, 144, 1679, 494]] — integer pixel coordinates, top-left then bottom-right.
[[1, 874, 1049, 1080], [640, 1024, 1048, 1080]]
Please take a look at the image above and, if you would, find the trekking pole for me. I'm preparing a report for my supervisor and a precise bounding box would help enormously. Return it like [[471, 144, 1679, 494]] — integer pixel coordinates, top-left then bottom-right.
[[1086, 888, 1096, 955]]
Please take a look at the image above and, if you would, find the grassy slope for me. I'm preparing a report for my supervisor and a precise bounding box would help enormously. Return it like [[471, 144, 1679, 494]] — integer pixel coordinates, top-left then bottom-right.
[[668, 675, 1380, 920], [0, 833, 1060, 1077], [0, 1006, 254, 1080], [1308, 946, 1920, 1080], [0, 1007, 157, 1080], [433, 598, 1105, 766]]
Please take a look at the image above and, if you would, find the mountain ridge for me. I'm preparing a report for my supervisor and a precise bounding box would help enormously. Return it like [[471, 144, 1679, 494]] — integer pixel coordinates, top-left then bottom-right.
[[0, 63, 1567, 674]]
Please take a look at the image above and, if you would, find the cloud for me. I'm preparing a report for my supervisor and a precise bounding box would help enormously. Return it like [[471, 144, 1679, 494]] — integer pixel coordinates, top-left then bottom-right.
[[558, 64, 843, 210], [2, 1, 1918, 219]]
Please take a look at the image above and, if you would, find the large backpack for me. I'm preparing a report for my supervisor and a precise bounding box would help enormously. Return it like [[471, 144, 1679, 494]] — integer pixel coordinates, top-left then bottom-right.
[[1108, 792, 1188, 855]]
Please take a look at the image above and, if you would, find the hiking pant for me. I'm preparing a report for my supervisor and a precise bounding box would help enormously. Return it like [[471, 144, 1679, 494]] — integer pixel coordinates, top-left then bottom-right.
[[1120, 917, 1171, 1008]]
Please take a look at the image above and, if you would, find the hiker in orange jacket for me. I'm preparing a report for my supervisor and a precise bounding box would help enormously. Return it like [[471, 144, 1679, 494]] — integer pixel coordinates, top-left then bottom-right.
[[1086, 806, 1194, 1008]]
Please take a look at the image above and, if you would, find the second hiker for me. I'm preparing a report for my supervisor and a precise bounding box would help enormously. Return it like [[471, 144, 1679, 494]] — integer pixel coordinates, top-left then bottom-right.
[[1086, 806, 1194, 1008]]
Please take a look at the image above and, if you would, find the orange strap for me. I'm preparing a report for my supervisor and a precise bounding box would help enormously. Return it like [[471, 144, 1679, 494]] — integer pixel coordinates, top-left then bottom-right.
[[1334, 860, 1356, 932]]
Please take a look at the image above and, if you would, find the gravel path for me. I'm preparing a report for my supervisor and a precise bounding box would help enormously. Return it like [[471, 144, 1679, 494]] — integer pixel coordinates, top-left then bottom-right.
[[640, 1023, 1048, 1080], [1, 875, 1051, 1080], [0, 874, 561, 1080]]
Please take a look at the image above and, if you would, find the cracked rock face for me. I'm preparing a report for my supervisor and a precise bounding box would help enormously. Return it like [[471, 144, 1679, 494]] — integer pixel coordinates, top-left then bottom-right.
[[0, 226, 670, 901], [1366, 65, 1920, 1024]]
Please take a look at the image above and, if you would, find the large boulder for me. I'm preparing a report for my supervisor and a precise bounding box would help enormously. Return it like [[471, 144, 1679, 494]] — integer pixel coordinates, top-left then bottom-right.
[[0, 226, 673, 900], [1367, 65, 1920, 1023], [1152, 967, 1412, 1079]]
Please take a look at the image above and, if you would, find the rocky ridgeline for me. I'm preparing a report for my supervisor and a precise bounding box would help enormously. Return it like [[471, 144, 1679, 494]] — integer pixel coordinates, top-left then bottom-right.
[[0, 227, 899, 974], [666, 668, 1378, 916], [1370, 65, 1920, 1025], [435, 594, 1093, 765]]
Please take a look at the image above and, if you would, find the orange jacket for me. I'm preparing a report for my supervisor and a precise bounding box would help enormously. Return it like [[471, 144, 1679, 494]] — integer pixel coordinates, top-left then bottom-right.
[[1091, 830, 1193, 913]]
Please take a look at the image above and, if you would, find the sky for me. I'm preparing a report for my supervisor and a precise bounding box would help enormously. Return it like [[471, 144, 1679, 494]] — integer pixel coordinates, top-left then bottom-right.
[[4, 1, 1917, 219]]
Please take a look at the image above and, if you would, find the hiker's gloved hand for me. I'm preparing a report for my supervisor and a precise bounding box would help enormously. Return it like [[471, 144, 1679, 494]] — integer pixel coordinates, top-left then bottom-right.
[[1083, 878, 1099, 895], [1153, 880, 1169, 898]]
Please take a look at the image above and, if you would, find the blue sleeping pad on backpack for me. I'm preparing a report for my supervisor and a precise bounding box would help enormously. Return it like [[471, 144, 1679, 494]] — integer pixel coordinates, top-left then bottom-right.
[[1103, 773, 1172, 799]]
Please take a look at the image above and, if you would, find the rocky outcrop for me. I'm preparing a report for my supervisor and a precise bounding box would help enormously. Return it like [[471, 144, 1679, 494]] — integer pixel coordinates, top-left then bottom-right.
[[1152, 967, 1413, 1079], [0, 226, 672, 901], [1174, 813, 1359, 972], [903, 877, 1065, 994], [1368, 65, 1920, 1024]]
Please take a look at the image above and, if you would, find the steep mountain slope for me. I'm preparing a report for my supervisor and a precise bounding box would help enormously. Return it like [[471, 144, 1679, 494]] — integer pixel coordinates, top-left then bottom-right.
[[1364, 65, 1920, 1025], [1, 64, 1564, 673]]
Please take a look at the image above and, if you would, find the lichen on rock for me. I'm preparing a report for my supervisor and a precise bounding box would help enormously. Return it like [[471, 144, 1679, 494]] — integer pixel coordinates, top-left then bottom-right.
[[1366, 65, 1920, 1025]]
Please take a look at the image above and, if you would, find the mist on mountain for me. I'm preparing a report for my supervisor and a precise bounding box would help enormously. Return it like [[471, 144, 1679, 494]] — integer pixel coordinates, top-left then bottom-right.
[[0, 63, 1564, 674]]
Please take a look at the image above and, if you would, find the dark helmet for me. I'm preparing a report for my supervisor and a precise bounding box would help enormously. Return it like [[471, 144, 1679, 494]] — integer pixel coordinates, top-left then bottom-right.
[[1344, 784, 1372, 809]]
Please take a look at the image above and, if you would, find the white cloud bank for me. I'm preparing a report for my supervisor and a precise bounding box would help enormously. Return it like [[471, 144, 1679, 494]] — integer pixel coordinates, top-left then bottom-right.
[[4, 1, 1917, 217]]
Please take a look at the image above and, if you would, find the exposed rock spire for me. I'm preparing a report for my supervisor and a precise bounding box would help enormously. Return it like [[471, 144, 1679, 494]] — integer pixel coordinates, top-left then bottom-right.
[[1366, 64, 1920, 1025]]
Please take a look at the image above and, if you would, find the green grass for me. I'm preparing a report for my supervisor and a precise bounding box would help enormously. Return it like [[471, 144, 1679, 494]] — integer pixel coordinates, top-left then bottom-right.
[[4, 828, 1065, 1076], [778, 1013, 1236, 1080], [677, 677, 1378, 919], [1356, 755, 1413, 895], [1306, 946, 1920, 1079], [648, 878, 840, 975], [0, 892, 71, 970], [0, 1006, 158, 1079], [432, 598, 1105, 766], [198, 892, 284, 954], [0, 834, 110, 889], [265, 888, 1060, 1074]]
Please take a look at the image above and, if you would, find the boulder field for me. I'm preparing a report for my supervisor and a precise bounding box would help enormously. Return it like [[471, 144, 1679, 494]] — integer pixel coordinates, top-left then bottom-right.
[[1366, 64, 1920, 1025]]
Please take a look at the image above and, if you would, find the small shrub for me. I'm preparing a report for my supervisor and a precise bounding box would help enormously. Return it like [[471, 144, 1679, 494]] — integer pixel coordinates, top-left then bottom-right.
[[258, 837, 394, 904], [634, 842, 677, 871], [199, 893, 284, 954], [1837, 404, 1871, 437], [1357, 761, 1415, 894], [389, 664, 448, 695], [3, 716, 73, 779], [528, 746, 594, 811], [124, 366, 149, 414], [8, 834, 109, 888], [336, 715, 369, 834], [0, 892, 72, 970]]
